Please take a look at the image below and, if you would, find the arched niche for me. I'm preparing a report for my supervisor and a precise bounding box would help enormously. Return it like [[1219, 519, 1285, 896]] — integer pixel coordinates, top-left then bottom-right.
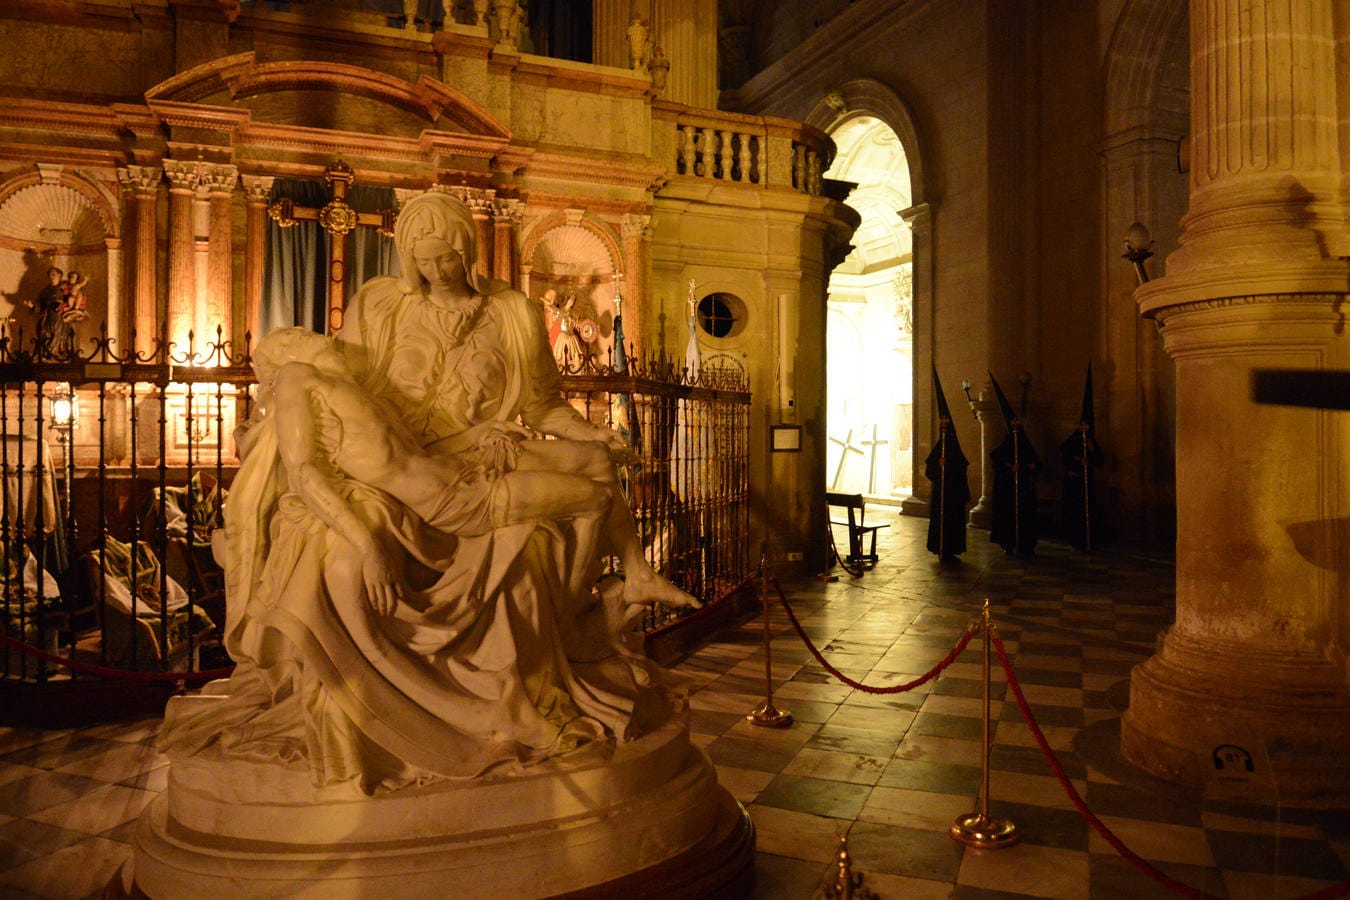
[[522, 216, 623, 365], [0, 167, 119, 353]]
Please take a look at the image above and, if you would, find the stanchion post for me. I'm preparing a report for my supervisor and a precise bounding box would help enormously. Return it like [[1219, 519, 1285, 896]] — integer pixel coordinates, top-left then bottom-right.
[[747, 550, 792, 728], [950, 598, 1019, 848], [816, 833, 878, 899]]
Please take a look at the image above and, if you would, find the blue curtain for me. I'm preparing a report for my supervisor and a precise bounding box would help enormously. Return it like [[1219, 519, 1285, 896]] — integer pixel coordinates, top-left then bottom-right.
[[262, 179, 328, 338], [347, 184, 401, 295], [261, 180, 399, 338]]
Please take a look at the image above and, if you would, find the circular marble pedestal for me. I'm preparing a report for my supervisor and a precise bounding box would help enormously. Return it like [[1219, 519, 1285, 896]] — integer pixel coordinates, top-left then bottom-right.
[[114, 713, 753, 899]]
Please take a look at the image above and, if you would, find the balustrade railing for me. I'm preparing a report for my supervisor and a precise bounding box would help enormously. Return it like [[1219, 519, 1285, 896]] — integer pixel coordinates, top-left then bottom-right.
[[654, 102, 833, 195]]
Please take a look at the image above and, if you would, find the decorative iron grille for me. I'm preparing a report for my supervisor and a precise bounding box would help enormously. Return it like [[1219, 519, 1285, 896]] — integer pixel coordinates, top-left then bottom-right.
[[0, 323, 751, 687]]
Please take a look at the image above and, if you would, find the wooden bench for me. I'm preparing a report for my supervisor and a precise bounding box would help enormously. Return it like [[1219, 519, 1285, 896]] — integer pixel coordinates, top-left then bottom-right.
[[827, 491, 889, 566]]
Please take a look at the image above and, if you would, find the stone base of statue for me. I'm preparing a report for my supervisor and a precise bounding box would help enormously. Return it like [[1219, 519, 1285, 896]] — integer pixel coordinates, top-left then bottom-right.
[[111, 701, 754, 899]]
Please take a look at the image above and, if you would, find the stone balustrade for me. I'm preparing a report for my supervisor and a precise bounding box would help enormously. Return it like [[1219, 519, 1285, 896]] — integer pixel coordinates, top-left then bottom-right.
[[652, 102, 833, 195]]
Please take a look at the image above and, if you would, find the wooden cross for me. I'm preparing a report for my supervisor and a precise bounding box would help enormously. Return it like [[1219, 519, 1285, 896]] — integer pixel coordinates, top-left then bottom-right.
[[268, 160, 397, 334], [828, 428, 865, 489], [861, 423, 889, 494]]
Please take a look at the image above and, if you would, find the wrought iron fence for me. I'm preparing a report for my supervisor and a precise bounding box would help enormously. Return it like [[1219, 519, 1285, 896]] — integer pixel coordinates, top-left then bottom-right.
[[0, 323, 752, 686]]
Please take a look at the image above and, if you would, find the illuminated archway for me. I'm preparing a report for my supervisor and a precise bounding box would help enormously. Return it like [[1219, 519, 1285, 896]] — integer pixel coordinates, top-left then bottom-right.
[[823, 115, 913, 499]]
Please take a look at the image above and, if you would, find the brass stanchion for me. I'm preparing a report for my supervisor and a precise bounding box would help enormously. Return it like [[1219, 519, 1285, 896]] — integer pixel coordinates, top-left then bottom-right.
[[814, 833, 877, 900], [748, 552, 792, 728], [950, 598, 1019, 848]]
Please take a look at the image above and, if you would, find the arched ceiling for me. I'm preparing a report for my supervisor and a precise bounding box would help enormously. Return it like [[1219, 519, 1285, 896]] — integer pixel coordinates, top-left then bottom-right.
[[825, 116, 912, 274]]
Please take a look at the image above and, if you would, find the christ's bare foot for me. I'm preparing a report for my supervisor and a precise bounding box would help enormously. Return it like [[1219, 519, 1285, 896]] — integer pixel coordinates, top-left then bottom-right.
[[621, 566, 701, 609]]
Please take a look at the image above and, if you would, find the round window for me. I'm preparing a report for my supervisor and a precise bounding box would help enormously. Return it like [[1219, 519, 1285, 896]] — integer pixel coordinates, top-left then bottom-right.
[[696, 292, 745, 339]]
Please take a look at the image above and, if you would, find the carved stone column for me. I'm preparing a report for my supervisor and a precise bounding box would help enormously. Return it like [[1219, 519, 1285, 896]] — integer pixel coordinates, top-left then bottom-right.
[[103, 237, 122, 350], [241, 175, 274, 351], [491, 198, 520, 288], [650, 0, 717, 108], [163, 160, 201, 358], [619, 213, 652, 357], [447, 187, 495, 283], [1123, 0, 1350, 798], [202, 164, 237, 359], [966, 385, 1000, 529], [591, 0, 629, 69], [899, 202, 934, 518], [117, 166, 161, 356]]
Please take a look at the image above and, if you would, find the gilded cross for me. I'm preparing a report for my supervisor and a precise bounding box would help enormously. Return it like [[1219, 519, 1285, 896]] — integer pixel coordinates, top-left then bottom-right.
[[267, 161, 397, 334]]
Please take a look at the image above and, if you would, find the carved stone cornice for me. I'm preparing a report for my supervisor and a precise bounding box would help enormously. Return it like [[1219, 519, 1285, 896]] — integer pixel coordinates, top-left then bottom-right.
[[620, 213, 653, 241], [117, 166, 162, 195], [1137, 259, 1350, 319], [200, 164, 239, 195], [523, 149, 666, 192], [163, 160, 203, 192], [240, 175, 275, 204], [492, 198, 523, 223]]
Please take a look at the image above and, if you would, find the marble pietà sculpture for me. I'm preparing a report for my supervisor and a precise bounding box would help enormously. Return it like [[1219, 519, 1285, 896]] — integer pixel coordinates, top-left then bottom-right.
[[162, 191, 696, 794]]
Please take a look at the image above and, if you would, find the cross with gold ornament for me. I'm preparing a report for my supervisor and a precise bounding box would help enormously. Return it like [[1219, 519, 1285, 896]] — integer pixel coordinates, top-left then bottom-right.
[[267, 160, 397, 334]]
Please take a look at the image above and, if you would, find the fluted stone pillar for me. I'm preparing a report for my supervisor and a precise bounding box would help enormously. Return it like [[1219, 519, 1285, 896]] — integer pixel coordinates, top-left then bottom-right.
[[650, 0, 717, 108], [620, 213, 651, 357], [163, 161, 200, 358], [966, 386, 1000, 529], [591, 0, 629, 69], [117, 166, 161, 356], [1122, 0, 1350, 798], [103, 238, 122, 350], [241, 175, 273, 351], [202, 164, 237, 360], [491, 198, 520, 288]]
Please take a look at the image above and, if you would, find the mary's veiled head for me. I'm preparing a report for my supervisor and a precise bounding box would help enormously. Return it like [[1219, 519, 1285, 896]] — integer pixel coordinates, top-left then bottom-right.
[[394, 191, 488, 296]]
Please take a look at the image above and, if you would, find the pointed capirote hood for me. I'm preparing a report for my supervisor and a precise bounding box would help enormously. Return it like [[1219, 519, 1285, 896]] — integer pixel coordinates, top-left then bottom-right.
[[1078, 362, 1095, 431], [988, 370, 1016, 430]]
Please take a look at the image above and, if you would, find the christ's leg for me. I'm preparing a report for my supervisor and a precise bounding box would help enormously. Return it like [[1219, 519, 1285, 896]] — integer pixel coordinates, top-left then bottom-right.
[[514, 440, 699, 609]]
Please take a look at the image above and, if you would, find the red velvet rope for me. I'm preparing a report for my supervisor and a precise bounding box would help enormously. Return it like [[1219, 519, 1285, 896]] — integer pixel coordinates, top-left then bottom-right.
[[0, 632, 234, 684], [992, 632, 1350, 900], [769, 574, 976, 694]]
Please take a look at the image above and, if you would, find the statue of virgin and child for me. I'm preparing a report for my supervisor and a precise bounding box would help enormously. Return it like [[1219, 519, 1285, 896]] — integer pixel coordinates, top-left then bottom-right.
[[162, 191, 696, 795]]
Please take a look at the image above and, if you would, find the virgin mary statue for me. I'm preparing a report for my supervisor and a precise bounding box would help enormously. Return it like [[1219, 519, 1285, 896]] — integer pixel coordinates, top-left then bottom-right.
[[161, 191, 683, 795]]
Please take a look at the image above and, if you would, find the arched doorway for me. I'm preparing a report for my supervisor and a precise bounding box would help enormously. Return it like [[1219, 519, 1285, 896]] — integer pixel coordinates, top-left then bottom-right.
[[823, 115, 914, 501]]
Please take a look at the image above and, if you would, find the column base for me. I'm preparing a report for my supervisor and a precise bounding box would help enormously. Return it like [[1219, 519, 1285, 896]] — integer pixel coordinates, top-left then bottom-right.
[[966, 500, 991, 530], [899, 496, 929, 518], [1121, 628, 1350, 803]]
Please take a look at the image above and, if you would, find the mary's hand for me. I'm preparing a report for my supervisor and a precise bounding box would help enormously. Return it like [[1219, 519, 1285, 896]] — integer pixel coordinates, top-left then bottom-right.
[[362, 551, 404, 616]]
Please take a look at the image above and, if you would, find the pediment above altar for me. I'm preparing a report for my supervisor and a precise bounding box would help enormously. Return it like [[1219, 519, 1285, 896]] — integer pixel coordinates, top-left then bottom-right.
[[144, 53, 511, 144]]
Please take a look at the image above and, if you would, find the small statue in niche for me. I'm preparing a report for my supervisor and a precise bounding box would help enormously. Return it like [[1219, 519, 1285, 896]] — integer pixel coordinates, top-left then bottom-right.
[[544, 289, 587, 372], [53, 270, 89, 357], [627, 13, 652, 70], [24, 266, 65, 359]]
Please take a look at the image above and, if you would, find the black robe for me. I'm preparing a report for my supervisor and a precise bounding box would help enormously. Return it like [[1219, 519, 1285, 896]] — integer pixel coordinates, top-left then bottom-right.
[[1059, 428, 1103, 550], [990, 428, 1041, 554], [924, 430, 970, 559]]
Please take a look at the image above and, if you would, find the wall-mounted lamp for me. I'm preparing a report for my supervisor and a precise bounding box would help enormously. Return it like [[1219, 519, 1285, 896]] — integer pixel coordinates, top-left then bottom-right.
[[49, 383, 78, 543], [49, 383, 78, 434], [1122, 222, 1155, 285]]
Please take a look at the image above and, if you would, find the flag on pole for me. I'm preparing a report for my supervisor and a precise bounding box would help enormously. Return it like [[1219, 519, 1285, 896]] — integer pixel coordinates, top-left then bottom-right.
[[609, 275, 639, 448], [670, 280, 702, 501]]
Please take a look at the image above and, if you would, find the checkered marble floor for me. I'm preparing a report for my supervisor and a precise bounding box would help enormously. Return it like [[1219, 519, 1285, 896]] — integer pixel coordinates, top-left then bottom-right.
[[693, 513, 1349, 899], [0, 512, 1347, 898]]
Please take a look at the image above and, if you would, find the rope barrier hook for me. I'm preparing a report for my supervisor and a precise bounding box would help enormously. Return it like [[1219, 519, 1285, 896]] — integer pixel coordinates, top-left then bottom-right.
[[747, 549, 792, 728], [950, 598, 1020, 849]]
